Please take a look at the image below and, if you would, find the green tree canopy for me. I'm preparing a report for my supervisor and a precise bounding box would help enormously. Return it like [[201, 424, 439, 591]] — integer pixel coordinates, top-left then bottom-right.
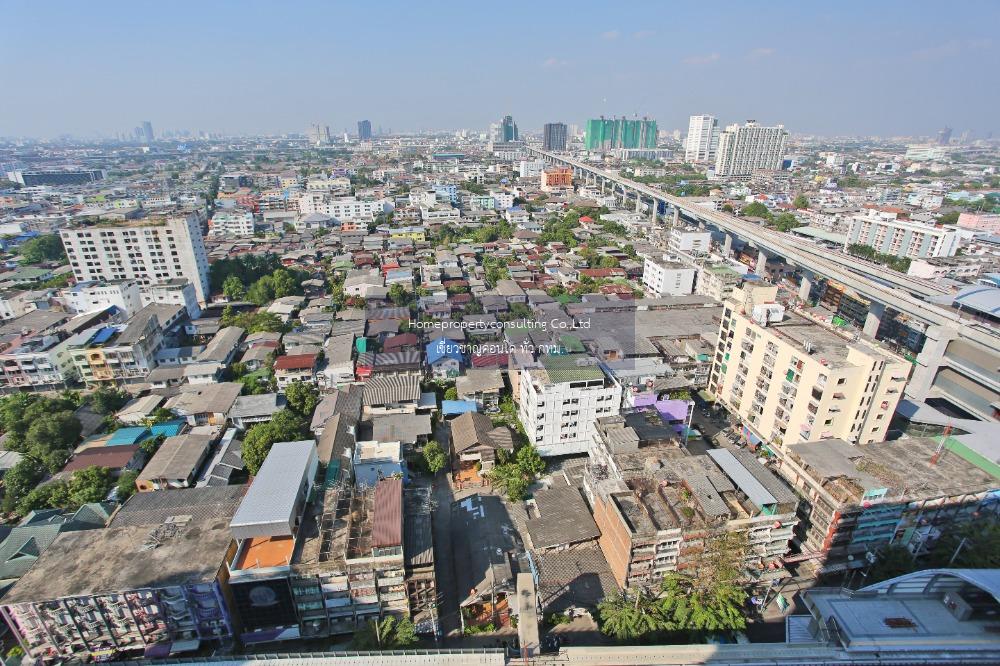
[[422, 440, 447, 474], [598, 588, 662, 642], [241, 409, 308, 475], [772, 212, 802, 232], [793, 194, 810, 209], [351, 616, 417, 650], [443, 387, 458, 401], [741, 202, 771, 219], [88, 386, 131, 415], [222, 275, 247, 301], [19, 235, 66, 264], [284, 381, 319, 418]]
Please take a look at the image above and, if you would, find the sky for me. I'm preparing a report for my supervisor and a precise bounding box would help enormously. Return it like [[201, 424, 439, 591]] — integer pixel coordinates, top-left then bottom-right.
[[2, 0, 998, 139]]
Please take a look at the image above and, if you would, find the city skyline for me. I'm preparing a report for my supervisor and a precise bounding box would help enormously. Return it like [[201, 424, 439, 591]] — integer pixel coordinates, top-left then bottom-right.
[[2, 0, 998, 139]]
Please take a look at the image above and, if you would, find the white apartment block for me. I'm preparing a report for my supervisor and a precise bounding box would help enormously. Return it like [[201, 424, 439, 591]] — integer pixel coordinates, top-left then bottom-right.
[[60, 213, 211, 304], [296, 193, 391, 220], [709, 285, 910, 449], [668, 228, 712, 255], [684, 114, 720, 164], [845, 210, 960, 258], [642, 257, 696, 297], [140, 279, 201, 319], [62, 280, 143, 316], [420, 206, 461, 222], [208, 210, 255, 237], [490, 190, 515, 210], [518, 355, 620, 457], [0, 335, 78, 389], [714, 121, 788, 179]]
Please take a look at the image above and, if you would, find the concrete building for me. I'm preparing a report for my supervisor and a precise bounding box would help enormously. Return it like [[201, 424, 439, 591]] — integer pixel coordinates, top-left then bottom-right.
[[208, 210, 255, 237], [352, 441, 403, 489], [684, 114, 720, 164], [62, 280, 143, 316], [695, 264, 746, 302], [59, 212, 211, 304], [540, 167, 573, 191], [668, 227, 712, 255], [845, 209, 960, 258], [518, 354, 620, 457], [66, 308, 166, 385], [709, 285, 910, 448], [714, 121, 788, 179], [775, 436, 999, 574], [542, 122, 567, 151], [296, 194, 390, 220], [642, 257, 696, 297], [357, 119, 372, 141], [957, 212, 1000, 234], [584, 414, 798, 589]]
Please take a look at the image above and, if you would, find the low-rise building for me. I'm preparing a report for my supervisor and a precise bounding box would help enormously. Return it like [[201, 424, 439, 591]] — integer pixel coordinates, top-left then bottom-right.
[[642, 257, 696, 297], [136, 433, 215, 492]]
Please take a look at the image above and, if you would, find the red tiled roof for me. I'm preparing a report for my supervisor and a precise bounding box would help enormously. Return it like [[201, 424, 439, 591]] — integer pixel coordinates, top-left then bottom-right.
[[472, 353, 509, 368], [383, 332, 419, 351], [274, 354, 317, 370], [372, 477, 403, 548]]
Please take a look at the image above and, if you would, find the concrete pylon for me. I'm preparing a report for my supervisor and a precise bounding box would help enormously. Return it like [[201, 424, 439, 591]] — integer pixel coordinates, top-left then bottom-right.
[[635, 194, 643, 213], [650, 200, 657, 223], [863, 301, 886, 338], [601, 179, 606, 194], [672, 207, 680, 226], [798, 274, 813, 301], [723, 234, 732, 255], [755, 250, 768, 277]]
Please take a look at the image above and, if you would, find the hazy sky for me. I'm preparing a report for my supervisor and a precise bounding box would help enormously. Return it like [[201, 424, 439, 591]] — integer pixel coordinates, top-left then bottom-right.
[[3, 0, 998, 139]]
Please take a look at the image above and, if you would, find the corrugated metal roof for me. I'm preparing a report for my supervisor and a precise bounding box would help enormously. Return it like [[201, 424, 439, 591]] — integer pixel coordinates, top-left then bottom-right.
[[372, 477, 402, 548], [230, 440, 316, 538], [708, 448, 778, 509]]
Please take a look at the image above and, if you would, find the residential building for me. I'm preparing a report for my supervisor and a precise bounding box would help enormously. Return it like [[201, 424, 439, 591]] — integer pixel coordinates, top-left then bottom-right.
[[353, 441, 404, 488], [585, 117, 658, 152], [518, 354, 620, 456], [140, 279, 201, 319], [695, 264, 746, 302], [957, 212, 1000, 234], [542, 122, 568, 151], [229, 393, 286, 430], [296, 194, 390, 220], [274, 354, 319, 389], [0, 334, 78, 389], [684, 114, 719, 164], [135, 433, 214, 492], [714, 121, 788, 179], [208, 210, 255, 237], [668, 227, 712, 255], [67, 308, 165, 385], [540, 168, 573, 191], [584, 414, 798, 589], [59, 212, 211, 304], [62, 280, 143, 316], [449, 411, 515, 481], [357, 119, 372, 141], [845, 209, 960, 258], [709, 285, 911, 448], [775, 436, 999, 574], [642, 257, 696, 297]]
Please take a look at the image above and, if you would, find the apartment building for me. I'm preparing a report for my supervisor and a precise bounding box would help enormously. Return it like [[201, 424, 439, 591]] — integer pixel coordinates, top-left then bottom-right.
[[59, 212, 211, 304], [709, 285, 910, 448], [695, 264, 745, 302], [642, 257, 696, 297], [684, 114, 720, 164], [518, 354, 620, 457], [540, 168, 573, 191], [296, 193, 390, 220], [584, 414, 798, 589], [208, 209, 255, 237], [62, 280, 143, 316], [66, 308, 165, 385], [845, 209, 960, 258], [776, 437, 999, 574], [957, 212, 1000, 234], [139, 279, 201, 319], [714, 121, 788, 179], [668, 227, 712, 255], [0, 334, 77, 389]]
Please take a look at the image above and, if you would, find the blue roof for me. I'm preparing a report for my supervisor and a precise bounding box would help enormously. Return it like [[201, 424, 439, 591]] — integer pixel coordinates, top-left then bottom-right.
[[442, 400, 478, 416], [91, 327, 117, 345], [149, 421, 185, 437], [426, 337, 464, 365], [106, 427, 150, 446]]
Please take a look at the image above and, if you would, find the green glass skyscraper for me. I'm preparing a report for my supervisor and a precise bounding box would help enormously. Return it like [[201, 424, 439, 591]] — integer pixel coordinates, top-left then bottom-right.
[[584, 116, 657, 151]]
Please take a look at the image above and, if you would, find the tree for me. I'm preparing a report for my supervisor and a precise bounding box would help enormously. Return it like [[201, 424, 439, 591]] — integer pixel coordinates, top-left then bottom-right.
[[793, 194, 810, 209], [351, 616, 418, 650], [772, 212, 801, 232], [599, 255, 620, 269], [937, 210, 961, 225], [422, 440, 447, 474], [598, 589, 662, 642], [241, 409, 307, 475], [741, 202, 771, 219], [116, 470, 139, 502], [19, 235, 66, 264], [24, 411, 81, 472], [867, 544, 918, 584], [656, 572, 747, 634], [223, 275, 247, 301], [443, 387, 458, 401], [285, 381, 319, 418], [89, 386, 131, 415], [67, 465, 113, 506], [515, 444, 545, 477], [1, 459, 44, 513], [388, 283, 409, 306]]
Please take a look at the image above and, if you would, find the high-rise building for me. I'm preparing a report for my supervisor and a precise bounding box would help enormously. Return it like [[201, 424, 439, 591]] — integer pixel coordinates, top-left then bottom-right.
[[713, 120, 787, 178], [584, 116, 658, 152], [309, 123, 331, 145], [59, 212, 211, 304], [937, 126, 953, 145], [684, 114, 719, 164], [542, 122, 568, 150], [500, 114, 519, 142], [358, 119, 372, 141], [709, 284, 910, 448], [141, 120, 154, 143]]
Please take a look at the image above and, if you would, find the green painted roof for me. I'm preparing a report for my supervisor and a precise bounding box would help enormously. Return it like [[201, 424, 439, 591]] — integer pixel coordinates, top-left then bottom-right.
[[540, 354, 605, 383]]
